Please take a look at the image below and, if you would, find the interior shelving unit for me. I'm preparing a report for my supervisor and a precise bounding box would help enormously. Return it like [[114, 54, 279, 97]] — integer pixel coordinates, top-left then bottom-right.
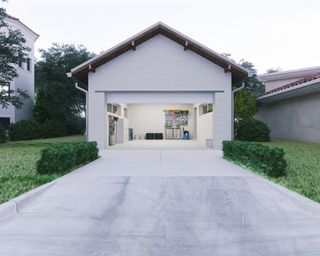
[[164, 110, 188, 140]]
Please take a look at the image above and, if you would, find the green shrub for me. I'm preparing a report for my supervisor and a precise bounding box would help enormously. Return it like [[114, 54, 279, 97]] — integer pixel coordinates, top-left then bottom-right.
[[235, 118, 270, 142], [0, 125, 7, 143], [65, 117, 85, 135], [36, 141, 99, 174], [8, 120, 41, 141], [223, 141, 286, 177], [41, 120, 67, 138]]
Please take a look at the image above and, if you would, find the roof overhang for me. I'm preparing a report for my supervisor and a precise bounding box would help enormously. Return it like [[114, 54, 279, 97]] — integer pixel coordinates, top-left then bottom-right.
[[259, 66, 320, 82], [257, 78, 320, 103], [69, 22, 248, 86]]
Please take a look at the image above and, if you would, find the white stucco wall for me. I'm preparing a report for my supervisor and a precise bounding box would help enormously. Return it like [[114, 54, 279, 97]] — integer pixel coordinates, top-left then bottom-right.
[[0, 18, 37, 123], [213, 90, 232, 148], [89, 34, 231, 92], [87, 35, 232, 149], [257, 92, 320, 143], [194, 105, 213, 144]]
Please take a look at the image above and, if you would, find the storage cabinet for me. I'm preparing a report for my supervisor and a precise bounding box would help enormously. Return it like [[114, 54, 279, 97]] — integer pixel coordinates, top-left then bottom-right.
[[165, 128, 182, 140]]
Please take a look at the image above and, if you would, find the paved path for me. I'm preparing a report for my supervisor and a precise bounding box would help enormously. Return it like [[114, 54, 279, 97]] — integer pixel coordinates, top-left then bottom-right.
[[0, 150, 320, 255]]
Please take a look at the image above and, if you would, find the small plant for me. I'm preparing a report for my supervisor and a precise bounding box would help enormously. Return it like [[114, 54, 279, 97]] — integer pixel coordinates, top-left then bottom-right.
[[235, 118, 270, 142], [0, 125, 7, 143], [36, 141, 99, 174], [223, 140, 286, 177]]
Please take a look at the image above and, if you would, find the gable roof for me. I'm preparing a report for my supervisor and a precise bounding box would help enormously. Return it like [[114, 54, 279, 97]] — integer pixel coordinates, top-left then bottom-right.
[[70, 22, 248, 86], [6, 15, 39, 40], [257, 72, 320, 103]]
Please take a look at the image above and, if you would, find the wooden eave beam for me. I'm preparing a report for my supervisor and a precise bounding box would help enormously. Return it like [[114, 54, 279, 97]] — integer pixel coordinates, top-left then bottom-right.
[[88, 64, 95, 73], [224, 64, 232, 73], [131, 41, 136, 51]]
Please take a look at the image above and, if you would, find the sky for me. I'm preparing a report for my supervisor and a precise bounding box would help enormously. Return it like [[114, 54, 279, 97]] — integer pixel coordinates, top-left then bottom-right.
[[3, 0, 320, 74]]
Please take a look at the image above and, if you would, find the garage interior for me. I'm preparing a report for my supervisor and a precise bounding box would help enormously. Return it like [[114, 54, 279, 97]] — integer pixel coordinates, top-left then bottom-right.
[[106, 103, 213, 149]]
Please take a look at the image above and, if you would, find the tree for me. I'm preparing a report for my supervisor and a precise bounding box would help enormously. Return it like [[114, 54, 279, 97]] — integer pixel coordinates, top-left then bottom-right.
[[0, 1, 30, 108], [237, 59, 265, 97], [221, 53, 265, 97], [266, 67, 282, 73], [33, 43, 95, 134], [234, 89, 257, 120]]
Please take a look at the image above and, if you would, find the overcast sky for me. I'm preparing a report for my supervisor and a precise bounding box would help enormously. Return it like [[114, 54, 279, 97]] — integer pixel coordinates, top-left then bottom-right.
[[3, 0, 320, 74]]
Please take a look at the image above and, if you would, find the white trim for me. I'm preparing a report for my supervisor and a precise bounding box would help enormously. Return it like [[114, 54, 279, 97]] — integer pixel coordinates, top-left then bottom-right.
[[259, 66, 320, 82], [105, 91, 215, 104]]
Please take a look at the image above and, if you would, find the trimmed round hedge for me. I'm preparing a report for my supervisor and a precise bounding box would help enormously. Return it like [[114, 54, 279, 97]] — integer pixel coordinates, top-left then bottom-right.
[[235, 118, 270, 142]]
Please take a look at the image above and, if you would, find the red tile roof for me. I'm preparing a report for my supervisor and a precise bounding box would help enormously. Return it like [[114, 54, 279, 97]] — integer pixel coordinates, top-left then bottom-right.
[[264, 72, 320, 95]]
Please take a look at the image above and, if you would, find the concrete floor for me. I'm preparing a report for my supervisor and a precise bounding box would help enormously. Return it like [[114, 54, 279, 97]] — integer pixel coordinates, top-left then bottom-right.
[[0, 150, 320, 255]]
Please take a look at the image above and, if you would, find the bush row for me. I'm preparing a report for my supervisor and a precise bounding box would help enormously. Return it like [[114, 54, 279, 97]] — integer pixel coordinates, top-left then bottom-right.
[[223, 141, 286, 177], [235, 118, 270, 142], [0, 125, 7, 144], [36, 141, 99, 175], [8, 120, 67, 141]]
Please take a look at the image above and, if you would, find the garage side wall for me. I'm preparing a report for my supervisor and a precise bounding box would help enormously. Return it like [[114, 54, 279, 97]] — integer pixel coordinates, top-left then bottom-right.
[[87, 91, 106, 149], [214, 89, 232, 149], [256, 92, 320, 143]]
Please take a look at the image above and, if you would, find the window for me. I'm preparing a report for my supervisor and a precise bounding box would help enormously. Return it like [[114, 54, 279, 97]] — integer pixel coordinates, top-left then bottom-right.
[[0, 82, 10, 96], [124, 108, 128, 118], [26, 58, 31, 71], [107, 104, 121, 116], [0, 118, 10, 128], [199, 103, 213, 115], [18, 60, 23, 68]]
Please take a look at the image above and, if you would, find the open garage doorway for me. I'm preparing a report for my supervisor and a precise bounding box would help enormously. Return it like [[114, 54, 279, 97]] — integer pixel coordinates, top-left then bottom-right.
[[106, 102, 214, 150]]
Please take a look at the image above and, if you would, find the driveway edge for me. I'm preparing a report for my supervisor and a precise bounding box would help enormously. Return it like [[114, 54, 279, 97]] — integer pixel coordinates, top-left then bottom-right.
[[0, 181, 56, 222]]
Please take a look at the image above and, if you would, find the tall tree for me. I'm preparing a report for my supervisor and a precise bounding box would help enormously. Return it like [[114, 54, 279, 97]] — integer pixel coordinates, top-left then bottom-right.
[[234, 89, 257, 119], [0, 0, 30, 108], [33, 43, 95, 134], [237, 59, 265, 97], [266, 67, 282, 73]]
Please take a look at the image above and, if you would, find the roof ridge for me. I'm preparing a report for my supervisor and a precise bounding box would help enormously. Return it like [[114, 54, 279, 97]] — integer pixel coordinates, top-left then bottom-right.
[[5, 14, 39, 38], [70, 22, 248, 85]]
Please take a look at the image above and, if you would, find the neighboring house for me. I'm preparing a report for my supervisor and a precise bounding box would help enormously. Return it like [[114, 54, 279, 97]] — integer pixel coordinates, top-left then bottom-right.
[[68, 22, 248, 150], [257, 66, 320, 143], [0, 15, 39, 127]]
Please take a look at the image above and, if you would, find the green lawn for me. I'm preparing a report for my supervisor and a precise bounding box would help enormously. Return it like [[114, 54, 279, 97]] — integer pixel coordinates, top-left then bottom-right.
[[0, 135, 84, 204], [261, 141, 320, 203]]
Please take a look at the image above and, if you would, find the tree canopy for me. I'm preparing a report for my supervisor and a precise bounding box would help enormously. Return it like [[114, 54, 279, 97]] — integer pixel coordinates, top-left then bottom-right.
[[0, 1, 30, 108], [33, 43, 95, 134], [237, 59, 265, 97], [234, 89, 257, 120], [221, 53, 263, 120]]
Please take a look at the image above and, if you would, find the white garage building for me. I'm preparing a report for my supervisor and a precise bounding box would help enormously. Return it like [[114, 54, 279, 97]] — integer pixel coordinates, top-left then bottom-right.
[[68, 22, 248, 150]]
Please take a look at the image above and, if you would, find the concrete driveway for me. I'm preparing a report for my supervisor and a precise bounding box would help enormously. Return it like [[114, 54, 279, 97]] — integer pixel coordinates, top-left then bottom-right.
[[0, 150, 320, 255]]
